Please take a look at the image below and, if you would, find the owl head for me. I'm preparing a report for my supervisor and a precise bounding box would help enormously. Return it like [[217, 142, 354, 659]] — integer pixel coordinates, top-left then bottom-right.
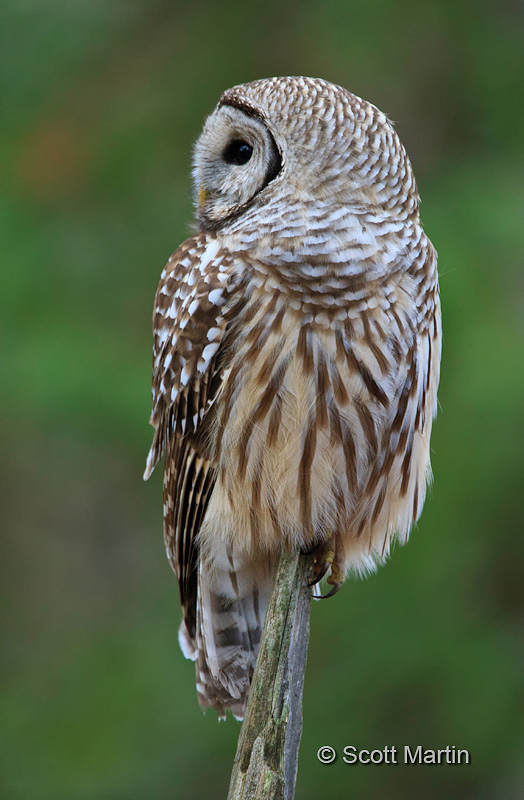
[[192, 76, 418, 237]]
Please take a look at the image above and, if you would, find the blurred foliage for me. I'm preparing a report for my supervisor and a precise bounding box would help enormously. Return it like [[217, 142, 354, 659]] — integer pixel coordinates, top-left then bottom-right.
[[2, 1, 523, 799]]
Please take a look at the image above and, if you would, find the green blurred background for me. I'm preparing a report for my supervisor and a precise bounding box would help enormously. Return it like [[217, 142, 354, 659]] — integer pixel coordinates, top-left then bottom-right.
[[2, 1, 523, 798]]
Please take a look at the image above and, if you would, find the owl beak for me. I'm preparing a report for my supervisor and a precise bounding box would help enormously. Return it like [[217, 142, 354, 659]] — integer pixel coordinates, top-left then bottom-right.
[[198, 184, 209, 207]]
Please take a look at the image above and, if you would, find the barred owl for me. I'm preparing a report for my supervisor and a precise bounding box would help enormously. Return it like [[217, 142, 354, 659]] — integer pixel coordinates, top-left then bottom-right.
[[144, 77, 441, 719]]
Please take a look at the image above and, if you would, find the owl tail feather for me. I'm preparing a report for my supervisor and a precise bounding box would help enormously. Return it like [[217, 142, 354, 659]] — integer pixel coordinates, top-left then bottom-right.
[[178, 546, 277, 720]]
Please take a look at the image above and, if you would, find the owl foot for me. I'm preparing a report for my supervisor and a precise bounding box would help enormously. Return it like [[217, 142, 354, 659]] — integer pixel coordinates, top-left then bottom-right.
[[320, 559, 345, 599], [308, 546, 335, 588], [307, 536, 346, 599]]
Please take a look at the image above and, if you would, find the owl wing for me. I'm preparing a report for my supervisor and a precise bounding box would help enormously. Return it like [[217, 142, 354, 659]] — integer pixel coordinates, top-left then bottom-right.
[[144, 233, 242, 639]]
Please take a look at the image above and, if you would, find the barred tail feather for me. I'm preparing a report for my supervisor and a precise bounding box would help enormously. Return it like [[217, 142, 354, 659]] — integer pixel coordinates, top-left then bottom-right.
[[178, 546, 276, 720]]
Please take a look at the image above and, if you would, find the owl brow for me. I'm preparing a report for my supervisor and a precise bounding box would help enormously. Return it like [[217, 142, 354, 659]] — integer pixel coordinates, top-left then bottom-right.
[[218, 96, 265, 121]]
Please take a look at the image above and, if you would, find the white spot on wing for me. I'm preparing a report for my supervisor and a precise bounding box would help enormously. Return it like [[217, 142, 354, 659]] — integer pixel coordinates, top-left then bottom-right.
[[207, 327, 221, 341], [198, 239, 221, 272], [188, 299, 199, 317], [201, 342, 219, 364]]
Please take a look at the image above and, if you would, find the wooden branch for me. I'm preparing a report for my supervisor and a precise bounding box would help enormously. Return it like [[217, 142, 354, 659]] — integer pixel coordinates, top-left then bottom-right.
[[227, 552, 313, 800]]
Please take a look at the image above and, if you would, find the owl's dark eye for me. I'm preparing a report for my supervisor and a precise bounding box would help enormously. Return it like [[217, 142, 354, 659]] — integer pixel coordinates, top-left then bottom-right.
[[222, 139, 253, 166]]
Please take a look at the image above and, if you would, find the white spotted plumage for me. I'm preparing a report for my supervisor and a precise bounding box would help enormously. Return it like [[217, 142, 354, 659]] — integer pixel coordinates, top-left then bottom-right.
[[145, 77, 441, 719]]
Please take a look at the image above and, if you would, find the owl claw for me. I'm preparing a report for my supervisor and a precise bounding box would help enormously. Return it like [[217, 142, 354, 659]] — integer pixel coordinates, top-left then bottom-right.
[[318, 560, 345, 599], [308, 548, 335, 587], [308, 538, 345, 598], [318, 582, 342, 599]]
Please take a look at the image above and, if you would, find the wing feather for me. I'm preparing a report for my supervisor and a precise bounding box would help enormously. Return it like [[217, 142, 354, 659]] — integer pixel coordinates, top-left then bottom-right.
[[144, 233, 244, 638]]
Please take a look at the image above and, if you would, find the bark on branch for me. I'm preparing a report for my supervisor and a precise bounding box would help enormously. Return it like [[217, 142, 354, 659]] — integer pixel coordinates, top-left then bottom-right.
[[227, 552, 313, 800]]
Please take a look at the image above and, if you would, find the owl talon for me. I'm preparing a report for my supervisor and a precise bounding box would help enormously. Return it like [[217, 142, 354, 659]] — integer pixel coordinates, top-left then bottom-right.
[[308, 536, 346, 598], [308, 547, 335, 587], [318, 561, 346, 598], [318, 582, 342, 599]]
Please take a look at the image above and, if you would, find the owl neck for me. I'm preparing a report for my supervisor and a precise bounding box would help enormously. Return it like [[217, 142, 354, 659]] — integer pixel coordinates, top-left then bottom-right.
[[222, 204, 422, 287], [218, 213, 430, 325]]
